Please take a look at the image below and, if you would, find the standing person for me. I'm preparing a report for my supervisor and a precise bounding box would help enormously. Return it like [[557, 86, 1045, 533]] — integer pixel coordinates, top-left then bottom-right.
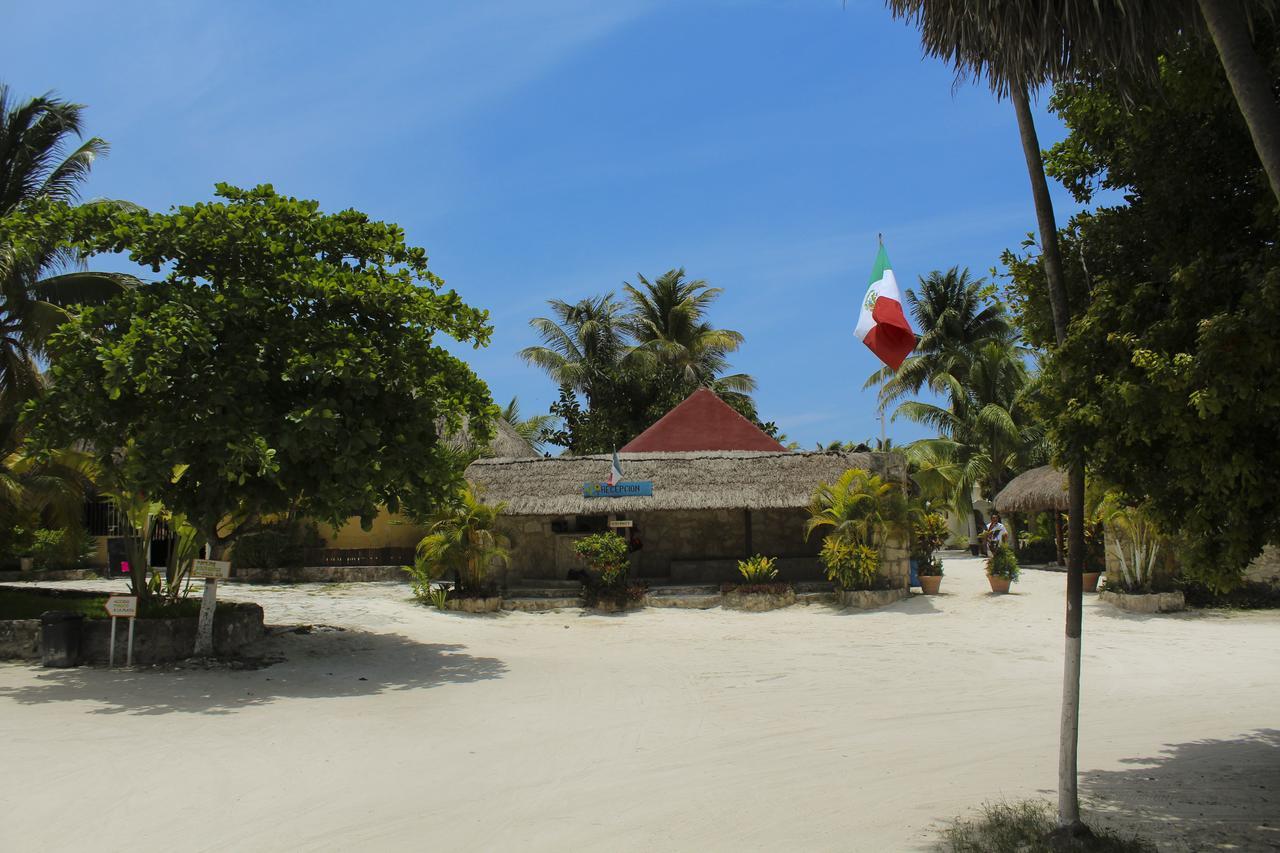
[[984, 511, 1009, 555]]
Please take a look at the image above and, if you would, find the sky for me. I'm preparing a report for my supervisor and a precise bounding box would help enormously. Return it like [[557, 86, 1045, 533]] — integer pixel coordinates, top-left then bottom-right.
[[6, 0, 1093, 450]]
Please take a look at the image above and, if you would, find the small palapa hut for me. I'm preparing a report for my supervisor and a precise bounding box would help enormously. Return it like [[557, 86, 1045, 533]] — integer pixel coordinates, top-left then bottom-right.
[[466, 389, 909, 585], [994, 465, 1069, 564]]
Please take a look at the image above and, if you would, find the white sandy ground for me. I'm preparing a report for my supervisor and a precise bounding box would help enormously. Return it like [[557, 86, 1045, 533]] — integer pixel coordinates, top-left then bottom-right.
[[1, 555, 1278, 853]]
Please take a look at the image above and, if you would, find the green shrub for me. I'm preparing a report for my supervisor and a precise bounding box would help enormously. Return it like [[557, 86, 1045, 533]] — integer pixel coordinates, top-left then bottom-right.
[[737, 554, 778, 583], [820, 537, 883, 590], [29, 528, 96, 571], [404, 557, 445, 603], [1017, 536, 1058, 565], [574, 533, 632, 606], [988, 544, 1020, 581]]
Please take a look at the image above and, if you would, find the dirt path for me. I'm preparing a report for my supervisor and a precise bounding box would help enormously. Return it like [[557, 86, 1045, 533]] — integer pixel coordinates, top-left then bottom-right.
[[2, 556, 1277, 851]]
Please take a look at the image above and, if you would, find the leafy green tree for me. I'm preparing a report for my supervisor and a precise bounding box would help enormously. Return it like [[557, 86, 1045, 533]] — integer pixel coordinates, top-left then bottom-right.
[[415, 482, 510, 596], [23, 184, 496, 560], [1008, 33, 1280, 590], [0, 84, 136, 407]]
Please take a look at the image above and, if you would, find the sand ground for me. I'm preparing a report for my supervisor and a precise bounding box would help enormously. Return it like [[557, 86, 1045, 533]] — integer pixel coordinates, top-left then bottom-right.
[[1, 554, 1277, 852]]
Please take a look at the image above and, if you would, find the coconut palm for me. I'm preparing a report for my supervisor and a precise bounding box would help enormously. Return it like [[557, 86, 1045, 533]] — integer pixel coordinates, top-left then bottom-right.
[[415, 482, 511, 596], [0, 409, 96, 530], [500, 396, 555, 453], [623, 268, 755, 395], [886, 1, 1280, 205], [864, 267, 1010, 411], [519, 293, 630, 404], [0, 85, 136, 406]]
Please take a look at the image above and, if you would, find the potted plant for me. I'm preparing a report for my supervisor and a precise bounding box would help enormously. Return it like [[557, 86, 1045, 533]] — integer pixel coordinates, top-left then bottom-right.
[[413, 482, 510, 613], [723, 554, 794, 611], [987, 544, 1020, 594], [911, 511, 949, 595]]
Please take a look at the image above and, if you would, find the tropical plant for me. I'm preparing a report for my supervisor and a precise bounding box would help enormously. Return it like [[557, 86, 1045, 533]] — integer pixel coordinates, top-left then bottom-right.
[[1101, 501, 1164, 593], [520, 294, 630, 401], [988, 543, 1020, 581], [0, 84, 137, 407], [416, 483, 510, 597], [737, 553, 778, 584], [426, 586, 450, 609], [500, 396, 555, 454], [912, 511, 949, 576], [898, 337, 1042, 518], [820, 538, 883, 591], [0, 409, 95, 531], [623, 268, 755, 400], [805, 469, 906, 550]]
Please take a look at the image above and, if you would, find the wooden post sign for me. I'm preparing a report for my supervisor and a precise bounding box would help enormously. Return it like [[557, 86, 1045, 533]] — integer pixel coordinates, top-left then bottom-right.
[[191, 559, 230, 657], [607, 519, 634, 528], [105, 595, 138, 668]]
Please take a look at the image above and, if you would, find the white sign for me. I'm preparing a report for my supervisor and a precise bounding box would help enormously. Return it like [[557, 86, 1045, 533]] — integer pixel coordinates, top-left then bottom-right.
[[191, 559, 231, 579], [608, 519, 634, 528], [104, 595, 138, 618]]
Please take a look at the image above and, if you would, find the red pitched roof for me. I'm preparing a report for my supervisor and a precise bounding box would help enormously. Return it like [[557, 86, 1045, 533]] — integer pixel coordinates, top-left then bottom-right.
[[620, 388, 787, 453]]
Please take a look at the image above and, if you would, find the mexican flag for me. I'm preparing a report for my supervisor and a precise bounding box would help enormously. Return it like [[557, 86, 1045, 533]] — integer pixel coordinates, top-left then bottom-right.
[[855, 242, 916, 370]]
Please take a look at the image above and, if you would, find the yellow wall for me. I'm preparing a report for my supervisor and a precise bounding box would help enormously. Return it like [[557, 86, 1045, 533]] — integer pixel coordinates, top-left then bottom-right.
[[322, 509, 427, 550]]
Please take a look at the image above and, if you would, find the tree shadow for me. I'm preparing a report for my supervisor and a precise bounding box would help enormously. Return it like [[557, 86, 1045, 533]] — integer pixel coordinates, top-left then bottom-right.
[[1081, 729, 1280, 851], [0, 628, 506, 716]]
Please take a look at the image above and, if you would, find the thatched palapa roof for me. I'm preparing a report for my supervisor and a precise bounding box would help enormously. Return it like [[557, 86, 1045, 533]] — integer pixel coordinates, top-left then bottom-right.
[[465, 450, 904, 515], [994, 465, 1068, 513]]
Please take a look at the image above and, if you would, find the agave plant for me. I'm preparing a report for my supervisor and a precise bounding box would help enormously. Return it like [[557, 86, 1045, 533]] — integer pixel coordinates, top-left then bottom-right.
[[1101, 498, 1164, 592]]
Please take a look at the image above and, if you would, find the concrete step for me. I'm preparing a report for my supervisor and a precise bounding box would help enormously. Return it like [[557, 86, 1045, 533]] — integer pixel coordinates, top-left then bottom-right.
[[646, 584, 720, 596], [645, 593, 721, 609], [503, 596, 583, 612]]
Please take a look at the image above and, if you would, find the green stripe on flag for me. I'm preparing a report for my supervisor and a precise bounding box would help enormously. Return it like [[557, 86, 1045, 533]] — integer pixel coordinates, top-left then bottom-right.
[[869, 244, 892, 284]]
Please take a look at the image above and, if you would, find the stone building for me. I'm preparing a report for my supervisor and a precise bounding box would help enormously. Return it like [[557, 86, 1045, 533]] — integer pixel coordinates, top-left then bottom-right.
[[465, 389, 910, 586]]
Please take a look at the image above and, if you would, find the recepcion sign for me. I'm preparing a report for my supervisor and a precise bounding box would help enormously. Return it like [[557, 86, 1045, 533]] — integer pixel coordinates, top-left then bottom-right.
[[583, 481, 653, 498]]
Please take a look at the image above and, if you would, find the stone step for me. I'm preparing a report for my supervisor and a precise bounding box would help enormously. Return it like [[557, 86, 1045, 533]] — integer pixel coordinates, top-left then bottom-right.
[[502, 596, 583, 612], [646, 584, 720, 596], [645, 593, 721, 609]]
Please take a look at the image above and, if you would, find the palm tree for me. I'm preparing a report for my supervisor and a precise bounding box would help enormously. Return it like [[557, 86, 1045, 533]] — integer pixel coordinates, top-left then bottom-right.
[[500, 396, 555, 454], [519, 293, 630, 404], [882, 4, 1092, 832], [623, 268, 755, 395], [0, 409, 96, 532], [864, 267, 1009, 411], [415, 482, 511, 596], [886, 1, 1280, 205], [898, 340, 1042, 517], [0, 85, 135, 406]]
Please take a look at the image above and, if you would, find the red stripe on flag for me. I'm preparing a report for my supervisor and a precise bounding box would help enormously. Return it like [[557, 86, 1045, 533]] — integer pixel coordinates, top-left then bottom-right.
[[865, 296, 916, 370]]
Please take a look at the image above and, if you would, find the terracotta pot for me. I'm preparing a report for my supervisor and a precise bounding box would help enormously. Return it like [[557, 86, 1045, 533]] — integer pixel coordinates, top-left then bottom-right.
[[987, 574, 1012, 594], [919, 575, 942, 595], [1082, 572, 1101, 593]]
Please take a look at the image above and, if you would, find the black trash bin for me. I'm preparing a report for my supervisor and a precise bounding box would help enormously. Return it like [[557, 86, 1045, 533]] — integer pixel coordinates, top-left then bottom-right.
[[40, 610, 84, 667]]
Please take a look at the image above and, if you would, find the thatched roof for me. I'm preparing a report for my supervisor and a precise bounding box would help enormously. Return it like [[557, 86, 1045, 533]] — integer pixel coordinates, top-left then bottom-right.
[[465, 450, 905, 515], [994, 465, 1068, 513], [442, 417, 538, 459]]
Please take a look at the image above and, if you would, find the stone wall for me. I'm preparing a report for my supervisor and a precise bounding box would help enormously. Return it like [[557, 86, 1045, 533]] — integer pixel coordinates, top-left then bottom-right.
[[499, 507, 908, 587]]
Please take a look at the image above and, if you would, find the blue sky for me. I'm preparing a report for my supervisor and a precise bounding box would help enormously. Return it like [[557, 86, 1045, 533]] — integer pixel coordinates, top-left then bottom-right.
[[7, 0, 1089, 449]]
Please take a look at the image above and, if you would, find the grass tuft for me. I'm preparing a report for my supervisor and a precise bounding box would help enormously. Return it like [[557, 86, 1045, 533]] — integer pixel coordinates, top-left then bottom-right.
[[938, 800, 1154, 853]]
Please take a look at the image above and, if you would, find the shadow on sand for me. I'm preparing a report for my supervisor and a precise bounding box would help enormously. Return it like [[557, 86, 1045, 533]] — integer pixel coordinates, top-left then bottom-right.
[[0, 628, 506, 716], [1081, 728, 1280, 850]]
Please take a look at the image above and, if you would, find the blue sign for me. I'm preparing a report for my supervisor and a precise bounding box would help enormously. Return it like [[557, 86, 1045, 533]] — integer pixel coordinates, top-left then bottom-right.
[[583, 481, 654, 498]]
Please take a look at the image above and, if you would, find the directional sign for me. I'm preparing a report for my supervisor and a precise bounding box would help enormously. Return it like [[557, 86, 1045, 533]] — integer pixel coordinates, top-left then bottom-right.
[[608, 519, 634, 528], [104, 595, 138, 618], [191, 559, 231, 579]]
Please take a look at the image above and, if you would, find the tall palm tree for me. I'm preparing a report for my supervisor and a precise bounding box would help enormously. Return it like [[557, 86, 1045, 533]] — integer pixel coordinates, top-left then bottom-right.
[[898, 339, 1042, 516], [0, 84, 135, 406], [864, 267, 1010, 411], [623, 268, 755, 395], [882, 2, 1091, 834], [886, 1, 1280, 204], [519, 293, 630, 405]]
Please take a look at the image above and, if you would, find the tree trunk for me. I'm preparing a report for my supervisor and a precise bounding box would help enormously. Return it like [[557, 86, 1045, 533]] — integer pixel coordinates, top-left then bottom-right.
[[1011, 86, 1089, 836], [1199, 0, 1280, 205]]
